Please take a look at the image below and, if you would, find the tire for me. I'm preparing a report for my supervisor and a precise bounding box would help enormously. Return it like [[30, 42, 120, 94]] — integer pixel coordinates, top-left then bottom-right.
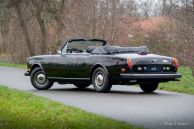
[[74, 83, 91, 89], [30, 67, 54, 90], [92, 67, 112, 93], [139, 83, 158, 93]]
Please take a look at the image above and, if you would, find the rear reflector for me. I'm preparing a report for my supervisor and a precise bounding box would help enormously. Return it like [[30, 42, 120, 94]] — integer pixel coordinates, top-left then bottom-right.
[[172, 58, 179, 68], [127, 58, 133, 69], [121, 68, 126, 72]]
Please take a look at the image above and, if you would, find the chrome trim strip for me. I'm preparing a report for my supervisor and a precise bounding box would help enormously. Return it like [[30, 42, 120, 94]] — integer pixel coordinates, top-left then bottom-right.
[[47, 77, 90, 80]]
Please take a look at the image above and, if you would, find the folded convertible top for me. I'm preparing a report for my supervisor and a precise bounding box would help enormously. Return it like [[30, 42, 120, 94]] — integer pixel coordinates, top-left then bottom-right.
[[90, 46, 150, 54]]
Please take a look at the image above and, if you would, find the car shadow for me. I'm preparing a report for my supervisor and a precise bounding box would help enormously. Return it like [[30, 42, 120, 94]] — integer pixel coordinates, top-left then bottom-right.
[[29, 86, 177, 97]]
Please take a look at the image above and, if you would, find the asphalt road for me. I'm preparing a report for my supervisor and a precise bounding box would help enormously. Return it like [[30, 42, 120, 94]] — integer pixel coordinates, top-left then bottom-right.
[[0, 66, 194, 129]]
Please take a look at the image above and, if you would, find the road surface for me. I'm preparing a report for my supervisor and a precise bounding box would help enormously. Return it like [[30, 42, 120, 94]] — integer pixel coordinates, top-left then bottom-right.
[[0, 66, 194, 129]]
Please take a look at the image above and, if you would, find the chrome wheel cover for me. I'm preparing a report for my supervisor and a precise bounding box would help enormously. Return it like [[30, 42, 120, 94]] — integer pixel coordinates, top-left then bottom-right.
[[35, 72, 47, 85], [95, 73, 104, 87]]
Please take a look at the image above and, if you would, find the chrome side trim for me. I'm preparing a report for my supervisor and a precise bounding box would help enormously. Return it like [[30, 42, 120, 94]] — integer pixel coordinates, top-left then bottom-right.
[[47, 77, 90, 80]]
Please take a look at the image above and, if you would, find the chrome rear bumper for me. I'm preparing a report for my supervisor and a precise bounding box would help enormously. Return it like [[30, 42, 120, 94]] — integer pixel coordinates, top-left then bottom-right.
[[120, 73, 182, 80]]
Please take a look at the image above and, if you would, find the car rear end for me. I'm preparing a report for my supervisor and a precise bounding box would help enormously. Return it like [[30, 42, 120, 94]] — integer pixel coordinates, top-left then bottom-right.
[[117, 53, 181, 84]]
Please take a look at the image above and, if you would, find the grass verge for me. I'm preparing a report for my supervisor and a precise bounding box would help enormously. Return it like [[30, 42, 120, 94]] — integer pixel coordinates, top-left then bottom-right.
[[159, 67, 194, 95], [0, 62, 26, 69], [0, 86, 142, 129]]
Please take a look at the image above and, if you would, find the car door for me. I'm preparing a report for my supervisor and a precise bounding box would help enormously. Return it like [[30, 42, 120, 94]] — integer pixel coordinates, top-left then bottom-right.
[[42, 53, 77, 78], [43, 40, 89, 79], [42, 40, 78, 78], [60, 53, 78, 78], [74, 53, 90, 78], [56, 40, 87, 78]]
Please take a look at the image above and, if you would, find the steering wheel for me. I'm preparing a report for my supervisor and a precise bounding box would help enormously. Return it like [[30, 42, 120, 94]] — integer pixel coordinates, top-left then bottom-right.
[[69, 48, 83, 53]]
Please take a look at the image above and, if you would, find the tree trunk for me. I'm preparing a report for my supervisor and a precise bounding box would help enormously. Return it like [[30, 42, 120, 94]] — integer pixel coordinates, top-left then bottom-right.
[[0, 26, 5, 54], [15, 0, 34, 56], [0, 18, 9, 54], [32, 0, 48, 55], [192, 67, 194, 77], [36, 12, 48, 55], [162, 0, 166, 15], [54, 15, 63, 41], [193, 0, 194, 11], [92, 0, 96, 37]]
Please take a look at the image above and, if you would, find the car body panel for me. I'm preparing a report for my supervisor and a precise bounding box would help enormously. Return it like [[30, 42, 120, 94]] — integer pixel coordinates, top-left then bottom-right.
[[25, 39, 181, 85]]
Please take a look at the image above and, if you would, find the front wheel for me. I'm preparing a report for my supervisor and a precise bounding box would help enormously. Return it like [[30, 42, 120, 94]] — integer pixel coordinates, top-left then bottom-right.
[[92, 67, 112, 93], [139, 83, 158, 93], [30, 67, 53, 90]]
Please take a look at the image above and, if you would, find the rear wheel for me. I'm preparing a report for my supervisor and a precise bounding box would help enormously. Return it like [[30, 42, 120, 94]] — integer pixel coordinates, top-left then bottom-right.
[[31, 67, 53, 90], [92, 67, 112, 93], [139, 83, 158, 93], [74, 83, 91, 89]]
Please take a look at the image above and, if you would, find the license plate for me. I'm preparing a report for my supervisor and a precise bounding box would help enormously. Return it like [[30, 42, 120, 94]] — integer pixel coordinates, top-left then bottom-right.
[[147, 66, 161, 72], [151, 67, 157, 71]]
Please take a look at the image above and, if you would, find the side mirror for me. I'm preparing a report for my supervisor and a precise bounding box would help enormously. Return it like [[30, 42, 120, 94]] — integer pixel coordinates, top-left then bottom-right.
[[57, 50, 62, 54]]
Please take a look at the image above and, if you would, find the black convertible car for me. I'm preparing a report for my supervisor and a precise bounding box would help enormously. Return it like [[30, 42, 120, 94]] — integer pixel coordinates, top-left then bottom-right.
[[25, 38, 181, 93]]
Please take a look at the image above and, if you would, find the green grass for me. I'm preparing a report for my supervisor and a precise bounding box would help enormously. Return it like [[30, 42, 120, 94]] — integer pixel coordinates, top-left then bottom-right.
[[159, 67, 194, 95], [0, 62, 26, 69], [0, 86, 142, 129]]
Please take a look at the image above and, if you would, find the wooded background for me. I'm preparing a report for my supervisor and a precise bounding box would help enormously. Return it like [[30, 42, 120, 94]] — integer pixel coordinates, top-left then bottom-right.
[[0, 0, 194, 74]]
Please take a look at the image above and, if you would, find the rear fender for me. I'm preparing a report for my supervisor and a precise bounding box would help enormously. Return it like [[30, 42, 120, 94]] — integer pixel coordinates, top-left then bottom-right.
[[90, 63, 109, 78]]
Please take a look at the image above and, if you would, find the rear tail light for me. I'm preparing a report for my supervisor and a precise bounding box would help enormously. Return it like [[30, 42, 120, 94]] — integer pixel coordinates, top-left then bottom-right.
[[172, 58, 179, 68], [127, 58, 133, 69]]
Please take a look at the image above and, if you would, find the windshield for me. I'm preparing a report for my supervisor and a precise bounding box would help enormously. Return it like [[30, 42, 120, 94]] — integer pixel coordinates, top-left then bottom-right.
[[63, 40, 106, 53]]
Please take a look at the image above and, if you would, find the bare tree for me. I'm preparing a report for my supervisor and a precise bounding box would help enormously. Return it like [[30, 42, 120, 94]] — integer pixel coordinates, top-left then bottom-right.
[[14, 0, 35, 56], [139, 0, 153, 18], [32, 0, 48, 55], [0, 1, 10, 54]]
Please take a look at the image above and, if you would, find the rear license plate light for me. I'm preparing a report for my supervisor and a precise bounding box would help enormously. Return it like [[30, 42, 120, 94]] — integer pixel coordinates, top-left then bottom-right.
[[151, 67, 157, 71], [147, 66, 161, 72]]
